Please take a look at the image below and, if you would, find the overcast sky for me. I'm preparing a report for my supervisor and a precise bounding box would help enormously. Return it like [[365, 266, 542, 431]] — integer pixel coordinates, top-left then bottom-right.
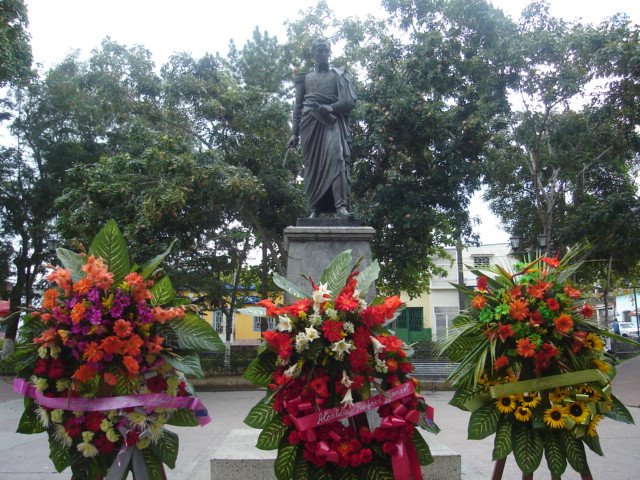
[[21, 0, 640, 244]]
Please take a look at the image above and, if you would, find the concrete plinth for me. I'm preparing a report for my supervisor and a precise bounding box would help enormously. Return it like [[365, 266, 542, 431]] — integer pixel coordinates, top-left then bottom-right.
[[211, 428, 461, 480], [283, 222, 376, 300]]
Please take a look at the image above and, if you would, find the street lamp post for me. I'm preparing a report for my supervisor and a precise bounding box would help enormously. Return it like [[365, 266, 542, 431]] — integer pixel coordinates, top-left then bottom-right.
[[633, 285, 640, 341]]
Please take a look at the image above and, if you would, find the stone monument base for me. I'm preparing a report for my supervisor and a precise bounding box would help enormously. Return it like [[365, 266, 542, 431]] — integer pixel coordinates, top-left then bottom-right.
[[283, 218, 376, 299], [210, 429, 462, 480]]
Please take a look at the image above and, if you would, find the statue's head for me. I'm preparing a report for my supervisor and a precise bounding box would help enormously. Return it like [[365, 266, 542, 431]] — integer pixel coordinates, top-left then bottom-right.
[[311, 38, 331, 65]]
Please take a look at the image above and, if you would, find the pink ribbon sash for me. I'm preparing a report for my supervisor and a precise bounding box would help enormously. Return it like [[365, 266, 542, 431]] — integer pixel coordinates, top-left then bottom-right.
[[13, 378, 211, 426]]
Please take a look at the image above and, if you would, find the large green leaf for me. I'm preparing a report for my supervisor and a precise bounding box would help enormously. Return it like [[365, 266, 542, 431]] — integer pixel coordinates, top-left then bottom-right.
[[561, 431, 589, 473], [449, 385, 486, 412], [244, 398, 277, 429], [583, 434, 603, 456], [512, 424, 543, 475], [468, 403, 500, 440], [142, 448, 166, 480], [273, 272, 308, 299], [162, 352, 203, 378], [412, 428, 434, 466], [244, 350, 277, 387], [237, 306, 268, 317], [256, 417, 288, 450], [170, 312, 224, 352], [139, 240, 175, 280], [320, 250, 353, 296], [293, 449, 309, 480], [17, 313, 47, 342], [492, 419, 512, 461], [152, 430, 179, 469], [542, 430, 567, 476], [17, 397, 46, 434], [336, 469, 358, 480], [88, 219, 130, 284], [166, 408, 199, 427], [150, 276, 175, 306], [274, 442, 298, 480], [355, 260, 380, 294], [362, 460, 395, 480], [55, 247, 86, 282], [49, 437, 71, 472], [605, 394, 635, 424], [70, 456, 101, 480]]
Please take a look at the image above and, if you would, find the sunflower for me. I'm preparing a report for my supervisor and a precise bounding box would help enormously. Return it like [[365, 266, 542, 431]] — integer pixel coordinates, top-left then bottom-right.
[[567, 401, 590, 423], [543, 405, 567, 429], [496, 395, 517, 414], [548, 387, 569, 403], [514, 406, 533, 422], [592, 358, 611, 374], [578, 385, 601, 402], [583, 333, 604, 351], [518, 392, 540, 408], [587, 414, 603, 437]]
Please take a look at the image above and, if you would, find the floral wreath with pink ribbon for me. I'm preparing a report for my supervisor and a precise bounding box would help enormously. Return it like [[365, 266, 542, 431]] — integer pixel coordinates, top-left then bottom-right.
[[241, 251, 438, 480]]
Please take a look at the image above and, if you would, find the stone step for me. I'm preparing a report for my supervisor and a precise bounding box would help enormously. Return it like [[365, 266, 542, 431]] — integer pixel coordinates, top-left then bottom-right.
[[211, 428, 461, 480]]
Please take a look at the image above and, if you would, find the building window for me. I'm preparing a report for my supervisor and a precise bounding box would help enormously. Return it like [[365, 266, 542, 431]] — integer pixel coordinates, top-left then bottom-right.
[[434, 306, 459, 339], [388, 307, 423, 331], [473, 256, 491, 268], [253, 316, 276, 332], [213, 310, 224, 334]]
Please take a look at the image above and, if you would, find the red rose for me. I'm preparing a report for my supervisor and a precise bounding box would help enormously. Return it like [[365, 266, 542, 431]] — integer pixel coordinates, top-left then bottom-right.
[[84, 411, 104, 432], [94, 433, 115, 454], [34, 358, 48, 376], [48, 359, 65, 379]]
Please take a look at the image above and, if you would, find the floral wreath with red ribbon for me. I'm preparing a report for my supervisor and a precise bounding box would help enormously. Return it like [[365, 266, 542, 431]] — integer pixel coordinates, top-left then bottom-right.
[[241, 251, 438, 480]]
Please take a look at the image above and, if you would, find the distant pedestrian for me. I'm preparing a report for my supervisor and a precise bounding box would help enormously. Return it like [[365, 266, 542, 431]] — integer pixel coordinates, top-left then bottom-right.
[[611, 319, 620, 334]]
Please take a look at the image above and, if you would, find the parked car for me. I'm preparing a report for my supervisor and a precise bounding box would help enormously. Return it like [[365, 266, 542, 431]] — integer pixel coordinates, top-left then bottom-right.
[[617, 321, 639, 339]]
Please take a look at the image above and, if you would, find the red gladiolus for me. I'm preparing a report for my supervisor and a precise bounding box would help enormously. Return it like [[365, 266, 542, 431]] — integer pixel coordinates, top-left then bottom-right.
[[541, 256, 560, 268], [262, 331, 293, 360], [497, 323, 514, 341], [471, 295, 487, 309], [580, 304, 594, 318], [383, 295, 402, 318], [563, 285, 582, 299], [476, 276, 488, 292], [285, 298, 313, 317], [257, 299, 284, 316], [527, 280, 552, 299]]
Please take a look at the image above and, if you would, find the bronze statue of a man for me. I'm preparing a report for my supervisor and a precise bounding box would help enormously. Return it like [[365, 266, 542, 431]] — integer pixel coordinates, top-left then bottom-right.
[[288, 38, 356, 218]]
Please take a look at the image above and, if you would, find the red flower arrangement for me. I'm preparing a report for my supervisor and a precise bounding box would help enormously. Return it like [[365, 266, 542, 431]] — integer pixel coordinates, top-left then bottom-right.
[[242, 251, 437, 479]]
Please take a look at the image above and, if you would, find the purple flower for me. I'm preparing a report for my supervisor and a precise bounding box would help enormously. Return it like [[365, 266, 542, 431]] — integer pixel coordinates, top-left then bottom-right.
[[87, 307, 103, 325], [137, 302, 153, 323], [87, 288, 101, 304]]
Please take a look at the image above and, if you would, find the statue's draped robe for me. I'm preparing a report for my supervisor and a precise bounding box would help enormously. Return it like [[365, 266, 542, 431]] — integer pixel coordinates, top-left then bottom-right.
[[295, 68, 356, 213]]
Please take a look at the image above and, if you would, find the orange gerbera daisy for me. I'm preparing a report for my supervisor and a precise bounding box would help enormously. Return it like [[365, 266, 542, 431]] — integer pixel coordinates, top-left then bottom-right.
[[100, 335, 123, 354], [123, 334, 144, 356], [493, 355, 509, 371], [73, 278, 93, 295], [83, 341, 104, 363], [72, 365, 97, 383], [509, 298, 529, 321], [42, 288, 59, 310], [113, 319, 133, 338], [70, 303, 87, 324], [122, 356, 140, 376], [527, 280, 552, 300], [516, 337, 537, 357], [554, 314, 574, 334]]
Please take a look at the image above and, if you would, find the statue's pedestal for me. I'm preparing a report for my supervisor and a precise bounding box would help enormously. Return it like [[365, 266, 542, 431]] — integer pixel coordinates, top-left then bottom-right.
[[283, 218, 376, 299], [210, 429, 462, 479]]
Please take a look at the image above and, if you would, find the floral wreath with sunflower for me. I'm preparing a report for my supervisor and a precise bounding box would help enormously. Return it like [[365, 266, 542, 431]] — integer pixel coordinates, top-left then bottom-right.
[[439, 248, 635, 478], [241, 251, 438, 480]]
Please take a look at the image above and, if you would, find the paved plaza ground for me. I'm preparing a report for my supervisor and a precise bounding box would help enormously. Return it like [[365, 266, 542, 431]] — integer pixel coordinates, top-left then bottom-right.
[[0, 355, 638, 479]]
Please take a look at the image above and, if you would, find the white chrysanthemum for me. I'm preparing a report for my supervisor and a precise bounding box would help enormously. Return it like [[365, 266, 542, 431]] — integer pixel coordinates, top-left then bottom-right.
[[331, 339, 355, 358], [313, 283, 332, 304], [49, 345, 61, 359], [82, 431, 94, 442], [375, 357, 388, 373], [341, 370, 353, 388], [343, 322, 355, 334], [137, 437, 151, 449], [295, 332, 309, 352], [53, 425, 72, 448], [77, 441, 99, 458], [276, 316, 293, 332], [126, 411, 147, 427], [370, 336, 385, 354], [325, 308, 339, 320], [56, 379, 71, 392], [308, 314, 323, 327], [100, 419, 113, 432], [358, 297, 367, 310], [50, 409, 64, 424], [304, 326, 319, 342], [106, 429, 119, 442], [284, 363, 300, 379], [340, 388, 354, 407], [37, 346, 48, 359], [36, 406, 50, 428]]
